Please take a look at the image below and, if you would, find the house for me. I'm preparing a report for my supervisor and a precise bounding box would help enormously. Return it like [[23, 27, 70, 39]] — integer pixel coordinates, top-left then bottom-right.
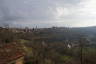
[[0, 43, 25, 64], [67, 44, 72, 48]]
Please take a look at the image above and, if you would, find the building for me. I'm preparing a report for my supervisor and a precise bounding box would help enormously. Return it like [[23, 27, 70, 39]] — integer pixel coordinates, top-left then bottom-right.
[[0, 43, 25, 64]]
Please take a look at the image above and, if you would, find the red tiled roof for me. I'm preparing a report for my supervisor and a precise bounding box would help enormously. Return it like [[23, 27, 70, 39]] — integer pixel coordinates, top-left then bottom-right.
[[0, 43, 25, 64]]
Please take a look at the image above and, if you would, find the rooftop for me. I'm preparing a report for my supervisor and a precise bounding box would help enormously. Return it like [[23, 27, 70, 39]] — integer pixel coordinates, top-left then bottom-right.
[[0, 42, 25, 64]]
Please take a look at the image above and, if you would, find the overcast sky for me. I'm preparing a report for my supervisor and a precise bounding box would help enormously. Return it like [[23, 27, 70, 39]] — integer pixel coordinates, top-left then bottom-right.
[[0, 0, 96, 28]]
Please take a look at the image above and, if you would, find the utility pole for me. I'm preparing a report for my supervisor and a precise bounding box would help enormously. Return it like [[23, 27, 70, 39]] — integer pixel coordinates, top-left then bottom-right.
[[80, 42, 83, 64], [79, 37, 83, 64], [79, 37, 88, 64]]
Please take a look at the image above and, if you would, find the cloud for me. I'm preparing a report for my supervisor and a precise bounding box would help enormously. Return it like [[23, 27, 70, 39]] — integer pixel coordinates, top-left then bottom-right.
[[0, 0, 96, 27]]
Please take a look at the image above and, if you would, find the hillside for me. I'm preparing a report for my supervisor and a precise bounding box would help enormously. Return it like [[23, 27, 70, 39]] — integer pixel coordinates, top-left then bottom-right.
[[0, 26, 96, 64]]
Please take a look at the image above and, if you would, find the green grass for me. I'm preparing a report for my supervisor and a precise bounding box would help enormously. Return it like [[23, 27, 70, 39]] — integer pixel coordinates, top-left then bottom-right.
[[60, 55, 72, 61]]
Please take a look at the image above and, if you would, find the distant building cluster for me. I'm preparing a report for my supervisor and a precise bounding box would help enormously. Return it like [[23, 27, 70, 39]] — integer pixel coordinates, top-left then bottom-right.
[[0, 26, 38, 33]]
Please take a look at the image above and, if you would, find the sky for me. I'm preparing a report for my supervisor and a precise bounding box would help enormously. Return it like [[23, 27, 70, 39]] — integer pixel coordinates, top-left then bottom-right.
[[0, 0, 96, 28]]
